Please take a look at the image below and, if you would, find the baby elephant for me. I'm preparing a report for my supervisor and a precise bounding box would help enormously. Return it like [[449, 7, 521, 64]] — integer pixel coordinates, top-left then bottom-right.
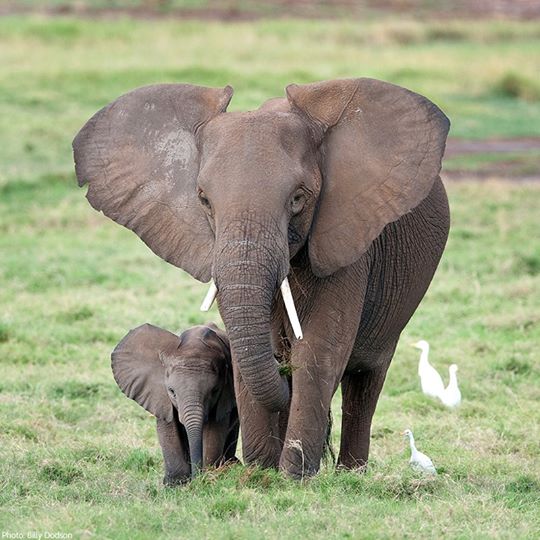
[[112, 322, 238, 485]]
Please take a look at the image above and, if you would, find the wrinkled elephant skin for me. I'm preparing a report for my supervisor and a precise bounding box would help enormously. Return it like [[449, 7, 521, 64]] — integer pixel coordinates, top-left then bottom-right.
[[74, 78, 450, 478]]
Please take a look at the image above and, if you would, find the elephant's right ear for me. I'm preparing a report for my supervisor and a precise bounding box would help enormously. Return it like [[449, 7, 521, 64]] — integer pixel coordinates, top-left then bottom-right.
[[112, 323, 180, 422], [73, 84, 233, 282], [287, 78, 449, 277]]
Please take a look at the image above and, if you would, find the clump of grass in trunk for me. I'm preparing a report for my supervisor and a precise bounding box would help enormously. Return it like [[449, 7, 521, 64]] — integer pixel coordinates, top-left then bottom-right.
[[278, 362, 297, 377]]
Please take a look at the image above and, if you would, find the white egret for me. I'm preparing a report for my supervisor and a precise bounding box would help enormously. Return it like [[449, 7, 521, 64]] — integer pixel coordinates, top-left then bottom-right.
[[440, 364, 461, 408], [413, 340, 445, 399], [403, 429, 437, 475]]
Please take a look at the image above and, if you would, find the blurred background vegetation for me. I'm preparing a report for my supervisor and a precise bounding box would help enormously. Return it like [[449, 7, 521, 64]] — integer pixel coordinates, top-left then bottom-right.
[[0, 1, 539, 538], [1, 0, 539, 187]]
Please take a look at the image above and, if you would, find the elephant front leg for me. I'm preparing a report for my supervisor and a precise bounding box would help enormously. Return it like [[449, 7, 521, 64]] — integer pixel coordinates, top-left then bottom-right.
[[278, 263, 368, 479], [233, 360, 283, 468], [278, 337, 340, 479], [156, 417, 191, 486]]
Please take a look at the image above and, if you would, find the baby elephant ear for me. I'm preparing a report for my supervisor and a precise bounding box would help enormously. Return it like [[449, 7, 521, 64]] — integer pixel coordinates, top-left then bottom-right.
[[204, 322, 230, 357], [73, 83, 233, 282], [203, 324, 235, 423], [287, 78, 449, 277], [215, 371, 236, 424], [112, 324, 180, 422], [215, 357, 236, 424]]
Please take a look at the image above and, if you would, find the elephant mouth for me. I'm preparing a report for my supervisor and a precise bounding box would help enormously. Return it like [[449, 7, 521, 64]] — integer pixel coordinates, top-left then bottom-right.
[[200, 276, 303, 340]]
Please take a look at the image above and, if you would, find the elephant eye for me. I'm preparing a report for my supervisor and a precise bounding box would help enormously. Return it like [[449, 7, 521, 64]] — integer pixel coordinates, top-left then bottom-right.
[[290, 190, 306, 215], [167, 387, 176, 397], [198, 190, 212, 213]]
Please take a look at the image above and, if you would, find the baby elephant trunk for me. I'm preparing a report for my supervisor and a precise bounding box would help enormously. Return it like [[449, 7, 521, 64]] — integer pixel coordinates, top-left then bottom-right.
[[179, 403, 204, 479]]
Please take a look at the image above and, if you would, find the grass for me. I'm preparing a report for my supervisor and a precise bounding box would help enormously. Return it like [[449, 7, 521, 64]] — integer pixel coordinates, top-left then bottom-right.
[[1, 15, 540, 191], [494, 72, 540, 102], [1, 13, 540, 540]]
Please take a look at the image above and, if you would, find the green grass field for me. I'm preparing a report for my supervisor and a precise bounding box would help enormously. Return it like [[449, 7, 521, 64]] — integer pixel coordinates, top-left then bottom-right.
[[1, 13, 539, 539]]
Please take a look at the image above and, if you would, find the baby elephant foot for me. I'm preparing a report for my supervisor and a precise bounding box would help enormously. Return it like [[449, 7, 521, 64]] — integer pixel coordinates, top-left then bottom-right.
[[163, 471, 190, 487]]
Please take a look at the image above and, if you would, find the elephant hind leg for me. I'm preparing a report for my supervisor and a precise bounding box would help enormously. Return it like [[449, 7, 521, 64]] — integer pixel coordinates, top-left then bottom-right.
[[337, 346, 395, 470]]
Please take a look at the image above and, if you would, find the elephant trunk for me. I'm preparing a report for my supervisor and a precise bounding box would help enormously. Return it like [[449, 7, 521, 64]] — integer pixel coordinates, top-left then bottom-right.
[[178, 401, 204, 479], [214, 218, 290, 412]]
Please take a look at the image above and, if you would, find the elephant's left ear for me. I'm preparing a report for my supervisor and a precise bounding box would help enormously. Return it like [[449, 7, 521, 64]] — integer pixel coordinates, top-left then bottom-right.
[[73, 83, 233, 282], [286, 78, 449, 277]]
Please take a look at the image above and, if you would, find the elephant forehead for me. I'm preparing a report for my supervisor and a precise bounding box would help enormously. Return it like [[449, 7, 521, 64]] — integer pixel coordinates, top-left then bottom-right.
[[198, 113, 314, 197], [162, 341, 217, 364], [201, 110, 311, 158], [167, 358, 218, 376]]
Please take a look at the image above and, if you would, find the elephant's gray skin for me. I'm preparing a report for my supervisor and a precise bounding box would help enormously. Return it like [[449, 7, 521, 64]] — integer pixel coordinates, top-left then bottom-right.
[[112, 323, 238, 484], [74, 78, 450, 478]]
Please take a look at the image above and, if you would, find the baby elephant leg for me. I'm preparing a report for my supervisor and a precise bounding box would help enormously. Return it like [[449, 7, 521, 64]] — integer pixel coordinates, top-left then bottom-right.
[[156, 417, 190, 486], [202, 412, 240, 467]]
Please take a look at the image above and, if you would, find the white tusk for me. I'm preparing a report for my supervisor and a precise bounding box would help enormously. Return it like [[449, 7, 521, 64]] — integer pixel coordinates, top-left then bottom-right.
[[280, 277, 303, 340], [200, 281, 218, 312]]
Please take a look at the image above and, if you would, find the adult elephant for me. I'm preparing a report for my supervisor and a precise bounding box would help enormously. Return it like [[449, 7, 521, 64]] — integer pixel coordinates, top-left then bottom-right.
[[73, 78, 450, 478]]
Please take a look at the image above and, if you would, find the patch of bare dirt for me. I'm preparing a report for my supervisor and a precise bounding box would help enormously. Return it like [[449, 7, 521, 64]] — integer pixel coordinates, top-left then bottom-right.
[[1, 0, 539, 21], [444, 137, 540, 181], [445, 138, 540, 158], [366, 0, 540, 20], [443, 137, 540, 181], [442, 171, 540, 183]]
